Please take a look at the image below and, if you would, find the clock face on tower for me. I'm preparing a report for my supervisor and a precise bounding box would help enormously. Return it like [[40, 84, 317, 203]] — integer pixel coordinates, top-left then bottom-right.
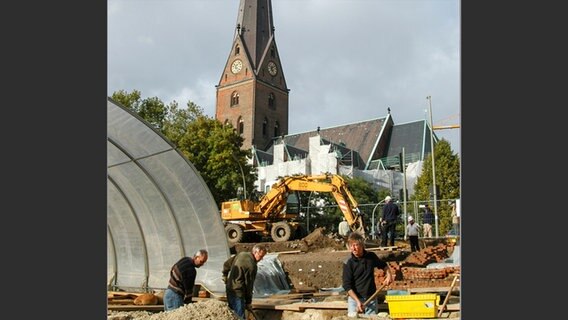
[[267, 61, 278, 76], [231, 59, 243, 74]]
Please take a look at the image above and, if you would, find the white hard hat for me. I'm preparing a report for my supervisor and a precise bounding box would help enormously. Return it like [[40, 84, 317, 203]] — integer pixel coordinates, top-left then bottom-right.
[[408, 216, 414, 221]]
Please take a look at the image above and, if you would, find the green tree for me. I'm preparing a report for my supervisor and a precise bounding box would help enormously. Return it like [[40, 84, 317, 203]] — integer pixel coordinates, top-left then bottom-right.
[[110, 90, 256, 207], [111, 90, 167, 130], [410, 139, 460, 235], [176, 114, 257, 206], [111, 89, 142, 111]]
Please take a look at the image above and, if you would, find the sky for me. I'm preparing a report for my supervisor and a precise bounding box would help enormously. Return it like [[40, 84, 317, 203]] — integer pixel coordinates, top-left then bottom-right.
[[108, 0, 461, 155]]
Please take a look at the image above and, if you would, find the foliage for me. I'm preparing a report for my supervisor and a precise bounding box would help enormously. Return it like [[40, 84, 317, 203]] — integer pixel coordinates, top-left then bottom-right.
[[410, 139, 460, 235], [110, 90, 256, 207], [111, 90, 166, 130], [177, 114, 257, 205]]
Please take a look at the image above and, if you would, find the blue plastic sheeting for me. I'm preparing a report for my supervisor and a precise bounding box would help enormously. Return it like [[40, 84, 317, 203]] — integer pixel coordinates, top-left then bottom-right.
[[107, 98, 230, 294], [253, 254, 291, 297]]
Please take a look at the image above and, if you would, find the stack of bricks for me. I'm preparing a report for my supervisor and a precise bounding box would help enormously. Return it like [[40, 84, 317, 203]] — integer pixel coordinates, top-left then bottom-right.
[[388, 277, 457, 291], [401, 243, 451, 267], [401, 266, 448, 279]]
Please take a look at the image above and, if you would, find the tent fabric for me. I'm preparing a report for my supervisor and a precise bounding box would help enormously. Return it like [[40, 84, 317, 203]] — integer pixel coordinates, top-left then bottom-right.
[[107, 98, 230, 294]]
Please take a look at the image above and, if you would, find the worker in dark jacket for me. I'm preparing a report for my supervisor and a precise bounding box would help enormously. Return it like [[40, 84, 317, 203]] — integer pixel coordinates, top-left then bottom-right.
[[164, 249, 208, 311], [422, 204, 435, 238], [381, 195, 400, 246], [343, 232, 394, 317], [223, 244, 267, 319]]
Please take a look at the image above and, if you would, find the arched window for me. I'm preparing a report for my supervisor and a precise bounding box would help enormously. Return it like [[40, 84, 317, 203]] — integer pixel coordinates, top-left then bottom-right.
[[262, 118, 268, 136], [274, 121, 280, 137], [235, 44, 240, 55], [231, 91, 239, 106], [224, 119, 231, 127], [268, 93, 275, 108], [270, 47, 275, 58], [238, 117, 244, 135]]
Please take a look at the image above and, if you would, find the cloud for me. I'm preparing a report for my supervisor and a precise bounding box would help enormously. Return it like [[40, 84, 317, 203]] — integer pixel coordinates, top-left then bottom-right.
[[108, 0, 460, 154]]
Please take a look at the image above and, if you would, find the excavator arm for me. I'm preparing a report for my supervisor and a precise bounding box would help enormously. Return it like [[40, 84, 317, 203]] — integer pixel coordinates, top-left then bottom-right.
[[256, 174, 366, 235]]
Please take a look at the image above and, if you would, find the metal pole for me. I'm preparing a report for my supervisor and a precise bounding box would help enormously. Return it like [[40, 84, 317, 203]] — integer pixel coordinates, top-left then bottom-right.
[[427, 96, 439, 237], [371, 200, 386, 240], [306, 191, 313, 232], [402, 147, 408, 238], [232, 152, 247, 199]]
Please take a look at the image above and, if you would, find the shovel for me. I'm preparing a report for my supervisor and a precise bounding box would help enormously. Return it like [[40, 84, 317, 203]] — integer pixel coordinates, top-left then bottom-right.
[[359, 283, 388, 313]]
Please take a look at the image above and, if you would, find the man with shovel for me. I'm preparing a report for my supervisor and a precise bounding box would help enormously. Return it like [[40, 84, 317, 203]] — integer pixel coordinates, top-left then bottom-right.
[[342, 232, 394, 317]]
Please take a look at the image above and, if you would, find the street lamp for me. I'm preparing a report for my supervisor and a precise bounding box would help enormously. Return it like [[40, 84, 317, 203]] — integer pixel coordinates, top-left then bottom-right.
[[427, 96, 439, 237], [231, 152, 247, 200], [371, 200, 386, 240]]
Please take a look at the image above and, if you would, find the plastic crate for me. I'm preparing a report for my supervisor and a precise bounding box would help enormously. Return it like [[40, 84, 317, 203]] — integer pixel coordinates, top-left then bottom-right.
[[385, 293, 440, 318]]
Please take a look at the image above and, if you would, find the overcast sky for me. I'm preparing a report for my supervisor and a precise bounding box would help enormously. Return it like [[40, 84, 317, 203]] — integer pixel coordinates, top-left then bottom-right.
[[108, 0, 460, 155]]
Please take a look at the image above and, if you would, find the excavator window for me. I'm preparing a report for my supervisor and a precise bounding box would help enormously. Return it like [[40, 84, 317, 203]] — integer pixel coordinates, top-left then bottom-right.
[[286, 192, 300, 214]]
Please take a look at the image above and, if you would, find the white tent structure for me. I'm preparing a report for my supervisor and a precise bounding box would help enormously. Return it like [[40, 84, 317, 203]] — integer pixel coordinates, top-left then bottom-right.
[[107, 98, 230, 294]]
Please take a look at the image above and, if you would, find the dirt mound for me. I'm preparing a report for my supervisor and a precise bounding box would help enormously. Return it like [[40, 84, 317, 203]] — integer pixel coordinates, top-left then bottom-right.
[[108, 299, 239, 320], [233, 227, 346, 255], [302, 227, 347, 252]]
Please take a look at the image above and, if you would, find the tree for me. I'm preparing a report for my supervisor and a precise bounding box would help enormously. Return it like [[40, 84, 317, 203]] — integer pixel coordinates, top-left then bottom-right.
[[110, 90, 257, 207], [111, 90, 167, 130], [176, 114, 257, 206], [410, 139, 460, 235]]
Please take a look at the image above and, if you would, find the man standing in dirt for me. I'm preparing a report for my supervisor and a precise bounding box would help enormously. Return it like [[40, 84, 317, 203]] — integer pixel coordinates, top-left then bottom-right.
[[343, 232, 394, 317], [223, 244, 267, 319], [164, 249, 209, 311], [405, 216, 421, 252], [380, 196, 400, 247]]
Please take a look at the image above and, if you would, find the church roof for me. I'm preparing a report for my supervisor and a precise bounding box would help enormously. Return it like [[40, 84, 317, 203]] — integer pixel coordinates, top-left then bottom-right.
[[253, 115, 437, 170]]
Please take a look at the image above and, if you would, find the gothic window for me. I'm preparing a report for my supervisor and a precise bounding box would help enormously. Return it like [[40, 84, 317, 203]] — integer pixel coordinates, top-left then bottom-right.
[[262, 118, 268, 136], [274, 121, 280, 137], [268, 93, 275, 108], [238, 117, 244, 135], [235, 44, 240, 55], [231, 91, 239, 106], [270, 47, 275, 58], [224, 119, 231, 127]]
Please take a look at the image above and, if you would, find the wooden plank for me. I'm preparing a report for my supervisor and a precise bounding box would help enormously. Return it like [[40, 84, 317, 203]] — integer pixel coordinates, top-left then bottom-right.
[[276, 250, 303, 255], [407, 286, 460, 294], [367, 246, 399, 251], [445, 303, 460, 311], [273, 302, 391, 312], [107, 299, 135, 305], [274, 304, 303, 311], [268, 293, 314, 300], [108, 292, 140, 299], [107, 304, 165, 312]]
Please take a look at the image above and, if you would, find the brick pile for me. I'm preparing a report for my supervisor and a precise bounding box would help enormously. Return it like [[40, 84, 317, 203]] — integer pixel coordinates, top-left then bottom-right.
[[400, 243, 451, 267], [377, 243, 460, 289]]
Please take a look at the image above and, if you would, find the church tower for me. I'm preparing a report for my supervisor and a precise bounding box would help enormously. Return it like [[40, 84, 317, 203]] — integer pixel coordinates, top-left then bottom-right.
[[215, 0, 289, 151]]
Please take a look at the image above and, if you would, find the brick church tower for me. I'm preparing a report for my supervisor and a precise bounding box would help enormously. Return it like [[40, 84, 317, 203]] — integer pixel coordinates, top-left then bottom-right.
[[215, 0, 289, 151]]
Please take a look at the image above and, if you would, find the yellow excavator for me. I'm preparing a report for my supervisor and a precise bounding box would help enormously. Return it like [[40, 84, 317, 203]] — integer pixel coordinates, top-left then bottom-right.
[[221, 173, 366, 244]]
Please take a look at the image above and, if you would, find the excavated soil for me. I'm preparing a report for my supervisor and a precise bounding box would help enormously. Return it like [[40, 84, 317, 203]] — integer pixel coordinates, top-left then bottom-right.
[[233, 228, 455, 291], [108, 228, 460, 319]]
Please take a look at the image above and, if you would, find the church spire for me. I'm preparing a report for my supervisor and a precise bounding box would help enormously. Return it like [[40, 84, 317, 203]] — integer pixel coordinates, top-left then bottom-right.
[[216, 0, 289, 151], [235, 0, 275, 71]]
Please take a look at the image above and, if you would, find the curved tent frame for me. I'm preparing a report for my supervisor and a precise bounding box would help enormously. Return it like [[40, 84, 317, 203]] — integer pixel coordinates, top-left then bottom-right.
[[107, 98, 229, 294]]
